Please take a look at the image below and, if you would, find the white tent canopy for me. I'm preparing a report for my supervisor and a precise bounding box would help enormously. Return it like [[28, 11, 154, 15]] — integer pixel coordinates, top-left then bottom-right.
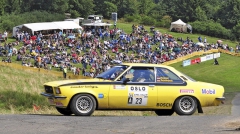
[[171, 19, 186, 25], [12, 21, 82, 37], [170, 19, 188, 32], [83, 22, 112, 26], [54, 21, 82, 29]]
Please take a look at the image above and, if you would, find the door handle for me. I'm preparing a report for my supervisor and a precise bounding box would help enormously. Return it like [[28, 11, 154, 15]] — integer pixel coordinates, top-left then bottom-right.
[[149, 85, 155, 87]]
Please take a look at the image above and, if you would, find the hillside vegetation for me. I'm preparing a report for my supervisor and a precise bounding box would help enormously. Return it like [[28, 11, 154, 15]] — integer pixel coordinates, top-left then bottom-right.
[[1, 0, 240, 40]]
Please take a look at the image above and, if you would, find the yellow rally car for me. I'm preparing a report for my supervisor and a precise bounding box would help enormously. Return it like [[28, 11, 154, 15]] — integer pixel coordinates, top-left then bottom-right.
[[41, 63, 225, 116]]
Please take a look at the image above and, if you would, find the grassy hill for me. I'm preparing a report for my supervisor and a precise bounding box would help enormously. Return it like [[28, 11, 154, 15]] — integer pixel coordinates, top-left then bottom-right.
[[0, 53, 238, 115], [0, 22, 239, 115], [170, 53, 240, 92]]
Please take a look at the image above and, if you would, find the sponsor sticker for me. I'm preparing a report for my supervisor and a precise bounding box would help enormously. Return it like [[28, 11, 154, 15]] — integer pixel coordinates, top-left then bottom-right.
[[202, 89, 215, 94], [156, 103, 173, 107], [128, 86, 148, 106], [98, 93, 104, 98], [113, 85, 126, 89], [156, 77, 173, 82], [71, 85, 98, 88], [180, 89, 194, 93]]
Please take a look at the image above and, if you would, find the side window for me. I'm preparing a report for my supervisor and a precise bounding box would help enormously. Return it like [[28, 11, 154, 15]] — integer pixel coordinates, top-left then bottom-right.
[[156, 67, 183, 83], [120, 67, 155, 82]]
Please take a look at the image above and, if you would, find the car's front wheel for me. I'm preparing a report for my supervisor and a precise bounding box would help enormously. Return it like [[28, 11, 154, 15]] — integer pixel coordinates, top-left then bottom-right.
[[56, 107, 73, 116], [174, 96, 197, 115], [155, 109, 174, 116], [70, 94, 96, 116]]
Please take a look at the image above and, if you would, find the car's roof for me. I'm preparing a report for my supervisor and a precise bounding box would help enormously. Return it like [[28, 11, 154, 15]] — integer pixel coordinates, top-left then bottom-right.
[[121, 63, 173, 68]]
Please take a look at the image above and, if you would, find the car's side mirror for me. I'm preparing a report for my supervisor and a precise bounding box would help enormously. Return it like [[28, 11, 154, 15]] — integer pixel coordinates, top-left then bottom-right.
[[122, 78, 130, 84]]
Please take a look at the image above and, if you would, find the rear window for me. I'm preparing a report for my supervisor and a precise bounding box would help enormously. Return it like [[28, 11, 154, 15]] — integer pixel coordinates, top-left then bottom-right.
[[156, 67, 183, 83]]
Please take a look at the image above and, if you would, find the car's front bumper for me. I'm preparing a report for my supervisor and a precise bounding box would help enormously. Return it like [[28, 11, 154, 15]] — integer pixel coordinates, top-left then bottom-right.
[[41, 92, 67, 99], [41, 93, 68, 107]]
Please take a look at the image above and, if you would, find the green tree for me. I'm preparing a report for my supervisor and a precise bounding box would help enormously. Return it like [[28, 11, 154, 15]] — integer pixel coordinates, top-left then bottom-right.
[[138, 0, 155, 15], [93, 0, 105, 15], [118, 0, 139, 18], [148, 2, 167, 20], [194, 6, 207, 21], [233, 23, 240, 41], [69, 0, 95, 18], [47, 0, 69, 13], [4, 0, 21, 14], [162, 0, 207, 22], [217, 0, 240, 29], [0, 0, 7, 15], [102, 2, 117, 19]]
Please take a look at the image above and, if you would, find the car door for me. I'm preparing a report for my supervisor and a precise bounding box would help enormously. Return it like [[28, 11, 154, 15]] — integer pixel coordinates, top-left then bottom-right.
[[155, 67, 186, 108], [108, 66, 157, 109]]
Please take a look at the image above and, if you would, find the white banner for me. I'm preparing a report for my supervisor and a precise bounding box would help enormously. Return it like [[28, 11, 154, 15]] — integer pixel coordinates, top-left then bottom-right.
[[205, 54, 213, 61], [213, 53, 220, 58], [201, 56, 206, 62]]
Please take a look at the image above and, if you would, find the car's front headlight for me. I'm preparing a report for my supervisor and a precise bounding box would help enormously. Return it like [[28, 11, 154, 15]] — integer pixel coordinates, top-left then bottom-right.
[[54, 87, 61, 94]]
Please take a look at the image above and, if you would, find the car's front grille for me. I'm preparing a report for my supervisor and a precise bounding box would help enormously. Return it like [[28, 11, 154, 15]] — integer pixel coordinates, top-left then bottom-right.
[[44, 86, 53, 94]]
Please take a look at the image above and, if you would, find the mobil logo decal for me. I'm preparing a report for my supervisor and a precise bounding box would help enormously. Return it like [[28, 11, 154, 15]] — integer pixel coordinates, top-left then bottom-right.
[[202, 89, 215, 94]]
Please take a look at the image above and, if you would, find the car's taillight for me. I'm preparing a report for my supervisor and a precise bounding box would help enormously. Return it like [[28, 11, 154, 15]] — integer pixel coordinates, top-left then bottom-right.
[[55, 87, 61, 94]]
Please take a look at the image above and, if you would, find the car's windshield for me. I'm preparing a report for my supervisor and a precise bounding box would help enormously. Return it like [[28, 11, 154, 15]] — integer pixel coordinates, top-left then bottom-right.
[[95, 65, 129, 80]]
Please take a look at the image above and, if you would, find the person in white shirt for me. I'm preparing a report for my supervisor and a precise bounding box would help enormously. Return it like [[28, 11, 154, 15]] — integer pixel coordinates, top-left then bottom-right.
[[4, 30, 8, 40]]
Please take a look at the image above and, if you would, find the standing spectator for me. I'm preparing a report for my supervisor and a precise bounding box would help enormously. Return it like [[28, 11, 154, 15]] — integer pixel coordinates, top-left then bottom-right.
[[198, 36, 202, 42], [63, 66, 67, 78], [37, 55, 42, 68], [204, 37, 207, 43], [82, 68, 86, 76], [90, 66, 95, 77], [4, 30, 8, 41]]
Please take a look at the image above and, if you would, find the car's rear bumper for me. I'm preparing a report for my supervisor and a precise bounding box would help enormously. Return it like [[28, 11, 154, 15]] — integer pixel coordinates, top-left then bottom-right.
[[216, 97, 225, 101], [216, 97, 225, 104]]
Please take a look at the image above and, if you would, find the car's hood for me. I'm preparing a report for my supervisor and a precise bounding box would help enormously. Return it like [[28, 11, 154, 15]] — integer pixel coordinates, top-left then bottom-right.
[[44, 78, 111, 87]]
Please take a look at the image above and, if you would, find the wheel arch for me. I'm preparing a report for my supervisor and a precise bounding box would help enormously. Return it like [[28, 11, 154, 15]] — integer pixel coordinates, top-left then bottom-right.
[[66, 92, 99, 110], [173, 95, 203, 113]]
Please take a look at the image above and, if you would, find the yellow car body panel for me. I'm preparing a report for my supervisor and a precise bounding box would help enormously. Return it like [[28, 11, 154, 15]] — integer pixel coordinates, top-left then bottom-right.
[[41, 63, 225, 115]]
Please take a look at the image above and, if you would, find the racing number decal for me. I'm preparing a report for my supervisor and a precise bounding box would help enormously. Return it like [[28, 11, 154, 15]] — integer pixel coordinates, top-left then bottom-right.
[[128, 86, 148, 106], [135, 98, 142, 104]]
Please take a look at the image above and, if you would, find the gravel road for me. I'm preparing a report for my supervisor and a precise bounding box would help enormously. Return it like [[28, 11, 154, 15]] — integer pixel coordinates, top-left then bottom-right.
[[0, 94, 239, 134]]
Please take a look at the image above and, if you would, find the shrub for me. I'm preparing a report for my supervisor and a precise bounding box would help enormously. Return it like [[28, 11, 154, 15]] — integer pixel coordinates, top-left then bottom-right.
[[190, 20, 234, 40], [124, 14, 135, 22], [0, 11, 65, 32], [141, 16, 156, 26]]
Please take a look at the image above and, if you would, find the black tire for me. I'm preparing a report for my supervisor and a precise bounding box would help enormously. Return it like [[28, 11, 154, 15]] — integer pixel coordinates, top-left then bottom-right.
[[174, 96, 197, 115], [155, 109, 174, 116], [70, 94, 96, 116], [56, 107, 73, 116]]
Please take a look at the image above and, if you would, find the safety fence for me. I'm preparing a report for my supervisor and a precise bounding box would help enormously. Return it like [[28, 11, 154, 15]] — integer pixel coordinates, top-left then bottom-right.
[[218, 49, 240, 57], [0, 48, 238, 79], [162, 49, 219, 66]]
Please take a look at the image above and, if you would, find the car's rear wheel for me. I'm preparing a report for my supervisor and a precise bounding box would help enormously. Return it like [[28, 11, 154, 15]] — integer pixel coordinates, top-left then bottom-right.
[[174, 96, 197, 115], [56, 107, 72, 115], [155, 109, 174, 116], [70, 94, 96, 116]]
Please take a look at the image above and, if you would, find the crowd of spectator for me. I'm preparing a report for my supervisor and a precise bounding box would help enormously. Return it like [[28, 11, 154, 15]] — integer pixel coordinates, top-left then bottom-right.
[[0, 24, 237, 78]]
